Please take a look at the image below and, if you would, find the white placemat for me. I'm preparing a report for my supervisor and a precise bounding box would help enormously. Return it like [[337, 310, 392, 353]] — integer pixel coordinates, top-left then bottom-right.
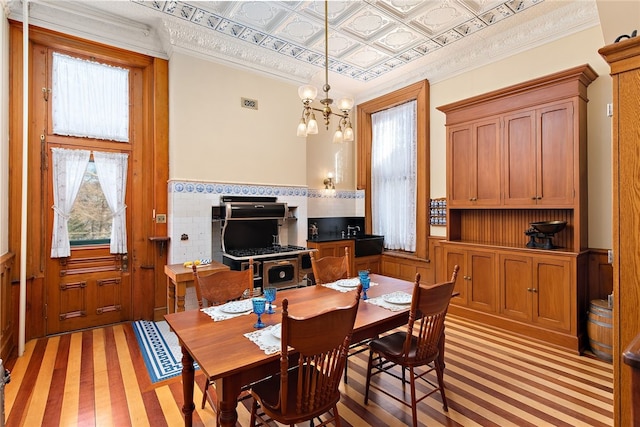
[[201, 301, 254, 322], [244, 324, 283, 355], [323, 277, 378, 293], [365, 291, 412, 312]]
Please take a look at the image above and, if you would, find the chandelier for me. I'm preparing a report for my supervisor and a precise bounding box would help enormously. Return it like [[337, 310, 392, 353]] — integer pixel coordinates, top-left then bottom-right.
[[296, 1, 354, 143]]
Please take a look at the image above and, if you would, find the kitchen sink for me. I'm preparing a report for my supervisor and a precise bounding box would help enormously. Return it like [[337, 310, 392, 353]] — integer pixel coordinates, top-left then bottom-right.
[[354, 234, 384, 257]]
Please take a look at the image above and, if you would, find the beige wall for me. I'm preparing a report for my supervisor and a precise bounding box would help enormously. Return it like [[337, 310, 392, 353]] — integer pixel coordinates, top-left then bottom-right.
[[428, 26, 612, 248], [168, 52, 310, 186]]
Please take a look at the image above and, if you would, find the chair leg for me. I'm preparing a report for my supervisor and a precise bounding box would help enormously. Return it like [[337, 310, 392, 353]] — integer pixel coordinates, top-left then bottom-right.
[[435, 359, 449, 411], [250, 398, 258, 426], [409, 366, 418, 427], [202, 380, 209, 409], [364, 349, 374, 404]]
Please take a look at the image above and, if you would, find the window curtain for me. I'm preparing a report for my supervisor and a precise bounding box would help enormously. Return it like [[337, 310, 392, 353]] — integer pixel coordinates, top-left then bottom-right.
[[371, 100, 417, 252], [93, 151, 129, 254], [50, 148, 91, 258], [52, 52, 129, 142]]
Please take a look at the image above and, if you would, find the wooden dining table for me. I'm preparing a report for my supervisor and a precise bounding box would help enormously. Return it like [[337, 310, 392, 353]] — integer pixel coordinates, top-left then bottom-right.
[[164, 273, 418, 427]]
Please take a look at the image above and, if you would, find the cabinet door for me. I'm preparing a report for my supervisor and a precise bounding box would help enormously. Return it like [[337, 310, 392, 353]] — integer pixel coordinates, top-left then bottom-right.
[[503, 110, 537, 205], [499, 254, 533, 321], [532, 257, 571, 331], [467, 250, 497, 312], [443, 247, 467, 305], [448, 124, 474, 207], [474, 118, 501, 205], [536, 102, 574, 206]]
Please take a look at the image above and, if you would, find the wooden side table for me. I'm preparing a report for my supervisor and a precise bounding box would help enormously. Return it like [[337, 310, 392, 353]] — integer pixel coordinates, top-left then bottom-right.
[[164, 261, 229, 313]]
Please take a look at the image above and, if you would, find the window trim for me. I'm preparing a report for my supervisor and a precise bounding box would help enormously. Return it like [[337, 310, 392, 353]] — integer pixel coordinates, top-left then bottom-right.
[[356, 80, 430, 259]]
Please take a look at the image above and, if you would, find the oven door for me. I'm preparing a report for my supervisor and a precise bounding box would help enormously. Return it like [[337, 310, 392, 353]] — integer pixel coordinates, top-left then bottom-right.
[[263, 258, 298, 290]]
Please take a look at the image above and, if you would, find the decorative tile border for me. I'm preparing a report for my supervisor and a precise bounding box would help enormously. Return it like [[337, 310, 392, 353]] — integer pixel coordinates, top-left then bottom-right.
[[168, 180, 363, 199], [169, 181, 308, 197]]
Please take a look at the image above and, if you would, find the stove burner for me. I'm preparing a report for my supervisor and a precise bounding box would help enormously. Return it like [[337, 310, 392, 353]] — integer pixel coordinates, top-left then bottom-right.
[[225, 245, 308, 258]]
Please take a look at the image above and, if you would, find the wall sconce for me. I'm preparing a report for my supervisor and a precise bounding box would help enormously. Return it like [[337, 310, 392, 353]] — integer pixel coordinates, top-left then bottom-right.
[[323, 173, 335, 190]]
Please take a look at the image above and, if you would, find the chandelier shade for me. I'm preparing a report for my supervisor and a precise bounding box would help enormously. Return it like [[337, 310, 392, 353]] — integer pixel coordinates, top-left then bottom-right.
[[296, 0, 354, 143]]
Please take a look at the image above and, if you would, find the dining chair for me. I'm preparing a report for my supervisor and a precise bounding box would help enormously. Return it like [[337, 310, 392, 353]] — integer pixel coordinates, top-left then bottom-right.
[[249, 285, 362, 427], [310, 247, 351, 285], [364, 266, 460, 427], [191, 260, 254, 412]]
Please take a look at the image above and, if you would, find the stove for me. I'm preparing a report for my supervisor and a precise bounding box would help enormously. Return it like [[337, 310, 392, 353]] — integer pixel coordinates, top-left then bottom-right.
[[224, 245, 310, 260], [217, 196, 313, 290]]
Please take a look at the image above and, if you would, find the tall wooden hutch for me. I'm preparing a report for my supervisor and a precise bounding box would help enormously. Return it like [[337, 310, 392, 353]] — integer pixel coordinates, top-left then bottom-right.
[[437, 65, 597, 353]]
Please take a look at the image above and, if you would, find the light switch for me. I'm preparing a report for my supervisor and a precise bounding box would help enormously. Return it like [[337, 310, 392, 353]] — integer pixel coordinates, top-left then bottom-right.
[[156, 213, 167, 223]]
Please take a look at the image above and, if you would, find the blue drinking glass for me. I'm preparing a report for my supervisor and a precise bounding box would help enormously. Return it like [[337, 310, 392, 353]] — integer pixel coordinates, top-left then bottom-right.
[[358, 270, 370, 300], [252, 297, 267, 328], [264, 287, 277, 314]]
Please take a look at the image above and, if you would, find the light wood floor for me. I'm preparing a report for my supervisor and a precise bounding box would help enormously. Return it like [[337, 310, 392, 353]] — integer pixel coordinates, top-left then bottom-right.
[[4, 315, 613, 426]]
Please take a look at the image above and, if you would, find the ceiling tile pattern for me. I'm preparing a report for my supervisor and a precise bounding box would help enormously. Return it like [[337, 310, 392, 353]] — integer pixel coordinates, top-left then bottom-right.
[[132, 0, 544, 82]]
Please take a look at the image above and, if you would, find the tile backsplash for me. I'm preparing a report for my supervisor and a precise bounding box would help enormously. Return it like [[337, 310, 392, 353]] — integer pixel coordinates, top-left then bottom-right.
[[167, 180, 364, 263]]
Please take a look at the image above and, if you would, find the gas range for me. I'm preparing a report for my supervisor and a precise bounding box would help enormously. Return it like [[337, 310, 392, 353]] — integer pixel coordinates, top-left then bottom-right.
[[223, 245, 311, 261]]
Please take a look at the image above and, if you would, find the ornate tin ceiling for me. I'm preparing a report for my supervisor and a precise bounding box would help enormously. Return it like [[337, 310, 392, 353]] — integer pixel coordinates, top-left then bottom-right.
[[7, 0, 599, 99]]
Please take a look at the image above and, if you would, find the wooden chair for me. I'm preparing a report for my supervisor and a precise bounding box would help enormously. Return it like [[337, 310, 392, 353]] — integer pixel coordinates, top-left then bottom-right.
[[364, 266, 460, 427], [192, 261, 254, 412], [249, 285, 362, 427], [310, 247, 350, 285]]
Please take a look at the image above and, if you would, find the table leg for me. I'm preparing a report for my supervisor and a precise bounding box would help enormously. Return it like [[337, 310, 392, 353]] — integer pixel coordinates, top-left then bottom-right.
[[215, 378, 242, 427], [181, 346, 195, 427], [167, 277, 176, 314], [177, 279, 186, 312]]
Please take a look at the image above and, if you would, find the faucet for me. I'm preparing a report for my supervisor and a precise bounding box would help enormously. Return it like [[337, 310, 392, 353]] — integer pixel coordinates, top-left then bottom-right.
[[347, 225, 361, 237]]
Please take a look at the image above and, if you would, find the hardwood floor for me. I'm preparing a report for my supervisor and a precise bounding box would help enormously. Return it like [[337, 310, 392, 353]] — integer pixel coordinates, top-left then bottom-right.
[[4, 315, 612, 426]]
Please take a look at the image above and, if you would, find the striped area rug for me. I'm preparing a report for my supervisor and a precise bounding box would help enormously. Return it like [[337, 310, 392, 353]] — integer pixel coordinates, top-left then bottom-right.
[[132, 320, 199, 383]]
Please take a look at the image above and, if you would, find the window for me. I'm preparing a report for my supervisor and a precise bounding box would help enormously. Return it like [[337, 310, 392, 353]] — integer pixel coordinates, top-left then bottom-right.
[[68, 161, 113, 245], [356, 80, 430, 259], [371, 101, 417, 251]]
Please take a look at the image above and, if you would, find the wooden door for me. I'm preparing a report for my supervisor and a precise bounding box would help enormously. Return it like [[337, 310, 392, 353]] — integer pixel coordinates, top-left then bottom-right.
[[35, 45, 137, 334], [503, 109, 536, 206], [474, 118, 501, 206], [536, 101, 574, 206], [499, 253, 532, 321], [447, 124, 473, 207], [532, 257, 571, 332], [466, 250, 497, 313]]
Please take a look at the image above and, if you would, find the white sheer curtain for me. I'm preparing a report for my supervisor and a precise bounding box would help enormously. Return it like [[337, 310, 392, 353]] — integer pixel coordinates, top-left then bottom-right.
[[50, 148, 91, 258], [93, 151, 129, 254], [371, 100, 417, 252], [52, 52, 129, 142]]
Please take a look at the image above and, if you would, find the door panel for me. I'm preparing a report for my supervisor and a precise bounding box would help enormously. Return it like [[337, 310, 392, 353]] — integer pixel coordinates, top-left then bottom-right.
[[467, 250, 496, 312]]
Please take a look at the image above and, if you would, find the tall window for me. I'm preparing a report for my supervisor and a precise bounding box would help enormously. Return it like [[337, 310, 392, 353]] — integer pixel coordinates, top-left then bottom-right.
[[49, 52, 130, 256], [356, 80, 429, 259], [371, 101, 417, 251]]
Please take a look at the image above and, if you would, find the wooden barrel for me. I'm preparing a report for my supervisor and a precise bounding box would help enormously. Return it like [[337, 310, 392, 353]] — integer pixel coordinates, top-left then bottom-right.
[[587, 299, 613, 362]]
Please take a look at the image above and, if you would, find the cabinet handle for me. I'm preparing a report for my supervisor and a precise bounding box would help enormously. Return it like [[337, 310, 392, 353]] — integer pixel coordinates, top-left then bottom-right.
[[527, 287, 532, 292], [537, 196, 542, 200], [531, 196, 537, 200], [532, 288, 538, 293]]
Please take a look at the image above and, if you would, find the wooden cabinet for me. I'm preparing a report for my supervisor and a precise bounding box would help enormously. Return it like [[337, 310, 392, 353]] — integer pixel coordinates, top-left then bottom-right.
[[443, 245, 497, 313], [307, 240, 355, 274], [438, 65, 596, 353], [500, 253, 572, 332], [599, 36, 640, 426], [447, 117, 501, 207], [503, 102, 575, 207]]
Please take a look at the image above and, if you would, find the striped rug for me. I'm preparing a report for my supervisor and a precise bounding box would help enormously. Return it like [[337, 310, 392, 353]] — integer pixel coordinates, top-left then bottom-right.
[[132, 320, 199, 383]]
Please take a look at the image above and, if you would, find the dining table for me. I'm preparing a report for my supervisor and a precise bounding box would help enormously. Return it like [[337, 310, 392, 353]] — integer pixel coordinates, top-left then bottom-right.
[[164, 273, 432, 427]]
